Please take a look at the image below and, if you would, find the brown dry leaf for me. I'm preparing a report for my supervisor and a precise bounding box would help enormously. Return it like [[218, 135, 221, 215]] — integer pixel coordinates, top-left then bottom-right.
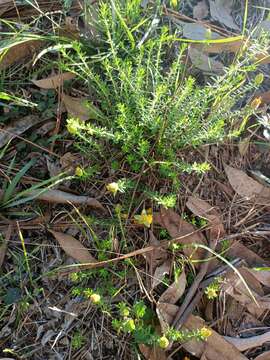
[[145, 230, 168, 268], [221, 268, 270, 318], [62, 94, 102, 121], [244, 268, 270, 288], [255, 90, 270, 105], [152, 259, 171, 289], [155, 208, 206, 263], [32, 72, 75, 89], [0, 40, 43, 70], [49, 230, 97, 263], [238, 138, 250, 157], [156, 303, 247, 360], [158, 268, 186, 304], [183, 23, 220, 41], [209, 0, 239, 30], [254, 351, 270, 360], [0, 115, 44, 148], [139, 344, 167, 360], [186, 196, 225, 240], [224, 164, 270, 205], [225, 332, 270, 351], [189, 46, 224, 73], [227, 242, 269, 267], [193, 0, 209, 20], [194, 39, 244, 54], [28, 189, 105, 211]]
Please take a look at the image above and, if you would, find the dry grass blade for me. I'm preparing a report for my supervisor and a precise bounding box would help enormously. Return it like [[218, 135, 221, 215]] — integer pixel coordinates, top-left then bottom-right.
[[157, 303, 248, 360], [32, 72, 75, 89], [155, 208, 207, 263], [49, 230, 97, 264], [224, 164, 270, 205], [0, 115, 45, 148], [139, 344, 167, 360], [158, 268, 186, 304], [0, 40, 43, 69], [28, 189, 105, 211], [224, 332, 270, 351]]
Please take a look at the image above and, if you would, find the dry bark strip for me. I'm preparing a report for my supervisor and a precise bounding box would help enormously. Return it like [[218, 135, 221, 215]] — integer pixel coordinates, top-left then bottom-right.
[[225, 332, 270, 351]]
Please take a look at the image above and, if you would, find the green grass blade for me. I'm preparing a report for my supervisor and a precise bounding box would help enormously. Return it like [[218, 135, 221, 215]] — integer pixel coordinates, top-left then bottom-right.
[[2, 158, 36, 203], [111, 0, 135, 49]]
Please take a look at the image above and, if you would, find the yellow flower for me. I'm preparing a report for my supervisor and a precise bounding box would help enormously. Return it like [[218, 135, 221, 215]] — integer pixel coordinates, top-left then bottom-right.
[[200, 327, 212, 338], [134, 209, 153, 228], [106, 182, 119, 196], [170, 0, 178, 8], [75, 166, 84, 177], [158, 335, 170, 349], [90, 293, 101, 304], [250, 97, 262, 109]]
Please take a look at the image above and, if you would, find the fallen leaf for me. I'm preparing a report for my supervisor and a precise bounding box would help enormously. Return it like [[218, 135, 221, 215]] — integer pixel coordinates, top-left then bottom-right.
[[145, 231, 168, 268], [62, 94, 103, 121], [0, 115, 45, 148], [152, 259, 171, 289], [225, 332, 270, 351], [227, 242, 269, 267], [254, 351, 270, 360], [193, 0, 209, 20], [156, 303, 247, 360], [254, 90, 270, 105], [49, 230, 97, 263], [28, 189, 105, 211], [238, 138, 249, 157], [0, 40, 43, 70], [244, 268, 270, 288], [221, 268, 270, 318], [154, 208, 207, 263], [209, 0, 239, 30], [183, 23, 220, 41], [139, 344, 167, 360], [189, 46, 224, 73], [158, 268, 186, 304], [224, 164, 270, 205], [32, 72, 75, 89], [186, 196, 225, 240]]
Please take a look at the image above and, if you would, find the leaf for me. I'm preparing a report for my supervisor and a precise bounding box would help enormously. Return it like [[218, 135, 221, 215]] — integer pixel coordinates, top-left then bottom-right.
[[183, 23, 220, 41], [192, 39, 244, 54], [139, 344, 167, 360], [189, 46, 224, 73], [254, 351, 270, 360], [156, 303, 248, 360], [227, 242, 269, 267], [32, 72, 75, 89], [154, 208, 207, 263], [209, 0, 239, 30], [158, 268, 186, 304], [49, 230, 97, 263], [225, 332, 270, 352], [0, 115, 44, 148], [152, 259, 171, 289], [62, 94, 103, 121], [224, 164, 270, 205], [0, 39, 43, 70], [186, 196, 225, 240], [254, 90, 270, 105], [238, 138, 249, 157], [193, 0, 209, 20], [27, 189, 105, 211], [243, 268, 270, 288], [144, 231, 168, 268]]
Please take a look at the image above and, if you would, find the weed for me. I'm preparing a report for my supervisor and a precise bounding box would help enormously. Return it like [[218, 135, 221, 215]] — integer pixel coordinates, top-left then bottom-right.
[[71, 332, 86, 350], [204, 277, 222, 300]]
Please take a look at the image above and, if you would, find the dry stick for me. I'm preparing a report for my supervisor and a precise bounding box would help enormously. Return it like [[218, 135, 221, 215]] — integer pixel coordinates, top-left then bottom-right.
[[171, 239, 217, 330]]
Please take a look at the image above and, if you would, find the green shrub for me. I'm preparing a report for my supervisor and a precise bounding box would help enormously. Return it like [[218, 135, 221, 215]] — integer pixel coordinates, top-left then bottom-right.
[[60, 0, 259, 174]]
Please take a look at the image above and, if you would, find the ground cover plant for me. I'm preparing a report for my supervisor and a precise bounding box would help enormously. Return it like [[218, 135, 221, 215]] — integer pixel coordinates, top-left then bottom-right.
[[1, 0, 270, 359]]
